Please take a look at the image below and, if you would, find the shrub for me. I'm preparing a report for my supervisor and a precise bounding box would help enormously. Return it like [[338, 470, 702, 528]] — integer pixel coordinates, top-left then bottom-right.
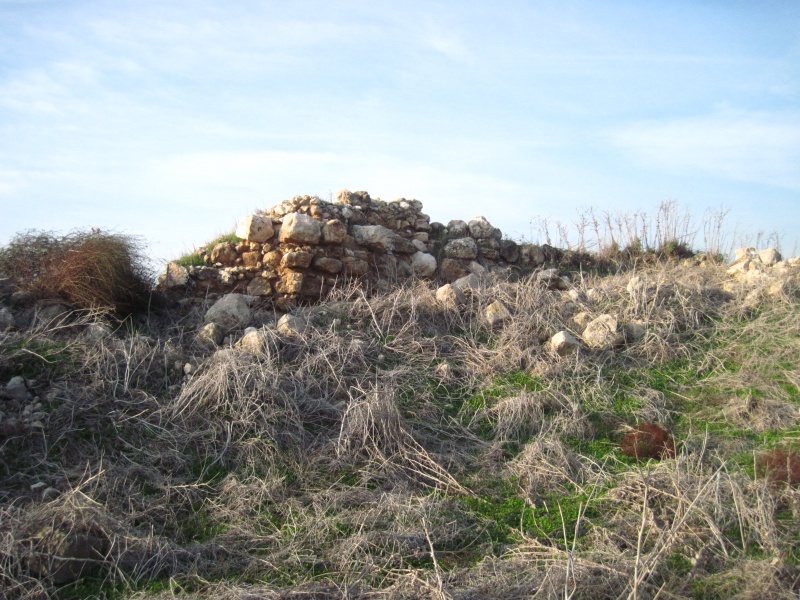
[[0, 229, 154, 315], [756, 449, 800, 487], [620, 423, 676, 461]]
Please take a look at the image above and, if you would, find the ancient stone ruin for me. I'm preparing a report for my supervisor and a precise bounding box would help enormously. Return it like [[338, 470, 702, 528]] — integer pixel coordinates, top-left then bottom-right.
[[160, 190, 554, 307]]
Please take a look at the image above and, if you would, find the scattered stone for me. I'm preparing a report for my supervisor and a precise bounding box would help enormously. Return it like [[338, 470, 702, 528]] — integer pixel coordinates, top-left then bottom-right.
[[626, 275, 648, 297], [549, 331, 580, 356], [277, 314, 307, 337], [572, 311, 592, 330], [239, 327, 280, 355], [236, 214, 274, 242], [453, 273, 481, 293], [0, 306, 15, 331], [196, 322, 225, 346], [485, 300, 511, 327], [183, 363, 194, 375], [84, 322, 112, 340], [4, 376, 29, 402], [623, 320, 646, 343], [759, 248, 782, 266], [204, 294, 252, 330], [538, 269, 569, 290], [582, 314, 624, 349], [436, 284, 466, 309]]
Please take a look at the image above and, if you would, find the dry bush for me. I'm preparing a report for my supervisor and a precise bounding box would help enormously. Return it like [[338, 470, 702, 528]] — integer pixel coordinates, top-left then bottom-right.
[[757, 449, 800, 487], [0, 229, 154, 315], [620, 423, 676, 461]]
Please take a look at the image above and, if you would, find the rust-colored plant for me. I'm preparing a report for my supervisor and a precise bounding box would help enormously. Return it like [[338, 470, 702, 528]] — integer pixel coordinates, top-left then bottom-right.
[[620, 423, 676, 461], [756, 449, 800, 487]]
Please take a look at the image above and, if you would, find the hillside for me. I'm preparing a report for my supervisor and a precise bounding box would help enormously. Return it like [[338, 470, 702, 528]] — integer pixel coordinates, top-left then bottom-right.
[[0, 203, 799, 599]]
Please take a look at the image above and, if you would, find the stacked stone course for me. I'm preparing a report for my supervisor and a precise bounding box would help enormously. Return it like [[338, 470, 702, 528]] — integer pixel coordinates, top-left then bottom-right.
[[163, 190, 551, 307]]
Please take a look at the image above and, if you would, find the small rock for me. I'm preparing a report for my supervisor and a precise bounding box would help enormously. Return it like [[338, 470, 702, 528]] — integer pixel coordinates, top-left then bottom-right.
[[549, 331, 580, 356], [582, 314, 625, 349], [759, 248, 782, 266], [84, 322, 112, 340], [196, 322, 225, 346], [205, 294, 252, 331], [453, 273, 480, 293], [4, 376, 30, 402], [158, 262, 190, 288], [0, 307, 15, 331], [436, 284, 466, 309], [410, 251, 437, 277], [277, 314, 307, 337], [183, 363, 194, 375], [485, 300, 511, 327]]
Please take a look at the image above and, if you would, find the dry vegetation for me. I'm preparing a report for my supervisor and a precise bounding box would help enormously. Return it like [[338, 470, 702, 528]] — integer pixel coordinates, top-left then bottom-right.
[[0, 222, 799, 599]]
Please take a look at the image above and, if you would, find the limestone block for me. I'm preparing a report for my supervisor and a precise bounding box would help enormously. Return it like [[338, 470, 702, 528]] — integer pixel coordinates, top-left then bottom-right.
[[313, 257, 344, 274], [241, 251, 261, 268], [453, 273, 480, 293], [205, 294, 252, 330], [410, 251, 437, 277], [342, 257, 369, 276], [392, 236, 418, 254], [759, 248, 782, 266], [263, 250, 282, 268], [469, 216, 501, 240], [582, 314, 624, 349], [322, 219, 347, 244], [735, 247, 757, 262], [439, 258, 468, 282], [550, 331, 580, 356], [280, 213, 321, 244], [446, 220, 469, 237], [281, 251, 313, 269], [275, 272, 305, 295], [236, 215, 274, 242], [158, 262, 190, 288], [499, 239, 520, 263], [352, 225, 395, 252], [444, 237, 478, 260], [519, 244, 546, 267], [485, 300, 511, 327], [246, 277, 271, 296], [210, 242, 237, 267], [412, 239, 428, 252]]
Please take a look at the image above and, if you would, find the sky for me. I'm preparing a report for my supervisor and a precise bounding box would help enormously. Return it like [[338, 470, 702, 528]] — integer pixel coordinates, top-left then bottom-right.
[[1, 0, 799, 265]]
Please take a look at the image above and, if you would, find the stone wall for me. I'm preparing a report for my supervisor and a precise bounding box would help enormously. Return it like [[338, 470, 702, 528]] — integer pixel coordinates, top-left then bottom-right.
[[160, 190, 553, 307]]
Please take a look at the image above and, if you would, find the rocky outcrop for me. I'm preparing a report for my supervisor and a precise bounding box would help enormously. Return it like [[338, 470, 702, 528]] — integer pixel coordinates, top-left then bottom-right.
[[160, 190, 553, 308]]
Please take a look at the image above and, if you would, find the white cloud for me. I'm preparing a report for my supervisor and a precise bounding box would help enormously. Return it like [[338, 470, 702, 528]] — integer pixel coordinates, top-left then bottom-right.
[[611, 109, 800, 190]]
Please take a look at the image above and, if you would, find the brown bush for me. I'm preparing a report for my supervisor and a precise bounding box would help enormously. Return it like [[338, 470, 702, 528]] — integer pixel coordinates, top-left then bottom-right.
[[0, 229, 154, 315], [620, 423, 676, 461], [756, 449, 800, 487]]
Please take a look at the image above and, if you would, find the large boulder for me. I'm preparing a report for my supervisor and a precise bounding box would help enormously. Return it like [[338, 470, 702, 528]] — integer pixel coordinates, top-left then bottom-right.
[[236, 214, 274, 243], [204, 294, 252, 330], [280, 213, 321, 244]]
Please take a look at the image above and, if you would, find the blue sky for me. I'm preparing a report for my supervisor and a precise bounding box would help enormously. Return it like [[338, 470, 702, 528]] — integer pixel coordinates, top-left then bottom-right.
[[1, 0, 798, 263]]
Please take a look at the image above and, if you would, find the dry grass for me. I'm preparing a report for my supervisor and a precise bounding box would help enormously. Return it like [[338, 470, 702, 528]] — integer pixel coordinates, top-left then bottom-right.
[[0, 255, 798, 598]]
